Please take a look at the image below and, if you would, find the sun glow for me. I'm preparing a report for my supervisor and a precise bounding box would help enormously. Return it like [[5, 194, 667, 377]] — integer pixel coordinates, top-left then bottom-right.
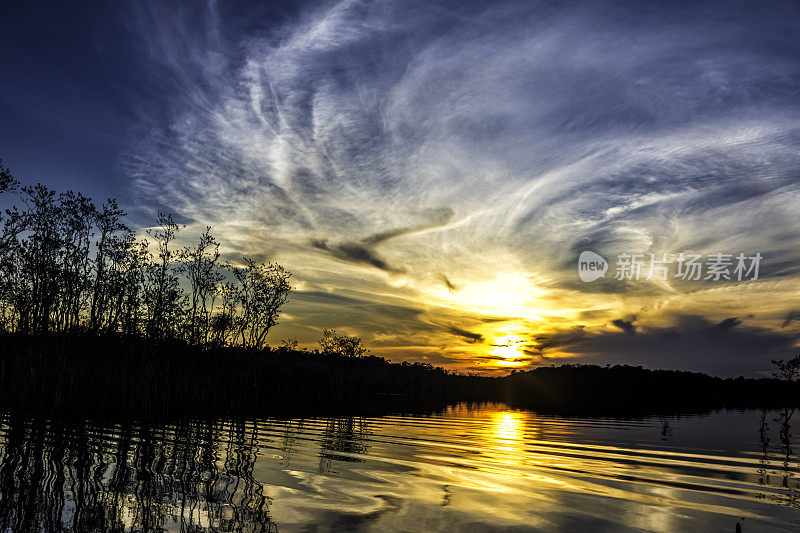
[[490, 334, 526, 366], [421, 271, 578, 371], [433, 272, 548, 320]]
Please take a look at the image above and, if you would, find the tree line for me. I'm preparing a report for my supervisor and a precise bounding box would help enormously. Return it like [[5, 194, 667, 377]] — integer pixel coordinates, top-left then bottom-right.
[[0, 159, 292, 349]]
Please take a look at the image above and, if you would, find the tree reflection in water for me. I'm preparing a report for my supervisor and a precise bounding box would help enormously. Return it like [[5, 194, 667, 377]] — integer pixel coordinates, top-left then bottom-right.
[[757, 407, 799, 509], [0, 414, 280, 532], [318, 417, 370, 474]]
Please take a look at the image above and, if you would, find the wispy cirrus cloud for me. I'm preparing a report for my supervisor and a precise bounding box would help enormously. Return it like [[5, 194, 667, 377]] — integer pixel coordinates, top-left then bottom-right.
[[121, 0, 800, 374]]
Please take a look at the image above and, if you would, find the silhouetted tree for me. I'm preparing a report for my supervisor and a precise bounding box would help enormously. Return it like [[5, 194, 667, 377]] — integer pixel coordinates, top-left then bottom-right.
[[0, 184, 98, 333], [0, 162, 22, 329], [143, 213, 186, 339], [88, 199, 127, 333], [0, 159, 17, 194], [180, 226, 224, 345], [55, 190, 96, 331], [99, 230, 147, 335], [318, 329, 369, 357], [772, 356, 800, 382], [280, 337, 300, 350], [12, 184, 63, 333], [229, 258, 292, 349], [210, 280, 240, 346], [0, 161, 294, 350]]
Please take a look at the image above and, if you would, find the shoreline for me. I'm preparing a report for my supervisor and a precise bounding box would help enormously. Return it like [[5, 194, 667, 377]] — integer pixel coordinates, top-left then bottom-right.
[[1, 332, 798, 420]]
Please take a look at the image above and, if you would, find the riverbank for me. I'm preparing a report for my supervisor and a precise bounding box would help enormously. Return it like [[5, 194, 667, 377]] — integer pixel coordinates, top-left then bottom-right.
[[0, 333, 495, 419], [0, 333, 797, 419]]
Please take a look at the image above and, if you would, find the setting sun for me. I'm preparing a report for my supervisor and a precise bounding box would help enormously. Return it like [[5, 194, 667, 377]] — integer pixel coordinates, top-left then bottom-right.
[[444, 272, 547, 320], [491, 334, 527, 364]]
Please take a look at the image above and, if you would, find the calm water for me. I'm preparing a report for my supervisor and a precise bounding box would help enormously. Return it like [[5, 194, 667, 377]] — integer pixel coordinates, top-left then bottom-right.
[[0, 404, 798, 532]]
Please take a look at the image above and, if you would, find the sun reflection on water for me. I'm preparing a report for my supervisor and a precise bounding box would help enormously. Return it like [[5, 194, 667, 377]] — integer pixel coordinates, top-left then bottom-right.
[[492, 411, 523, 443]]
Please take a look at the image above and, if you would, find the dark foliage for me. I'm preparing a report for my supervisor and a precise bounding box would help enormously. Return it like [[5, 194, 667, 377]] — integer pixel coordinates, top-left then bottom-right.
[[502, 364, 800, 415], [0, 164, 291, 345], [0, 333, 497, 419], [1, 333, 798, 419]]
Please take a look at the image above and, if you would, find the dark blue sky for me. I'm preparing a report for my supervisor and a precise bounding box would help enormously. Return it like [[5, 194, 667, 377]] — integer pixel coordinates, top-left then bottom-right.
[[1, 2, 133, 199], [0, 0, 309, 202]]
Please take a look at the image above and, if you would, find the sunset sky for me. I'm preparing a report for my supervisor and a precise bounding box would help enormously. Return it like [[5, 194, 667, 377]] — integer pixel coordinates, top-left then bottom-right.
[[2, 1, 800, 375]]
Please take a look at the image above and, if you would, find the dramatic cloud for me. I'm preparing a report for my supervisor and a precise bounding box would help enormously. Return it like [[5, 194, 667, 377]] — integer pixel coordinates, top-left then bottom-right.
[[612, 318, 638, 335], [121, 0, 800, 374], [446, 326, 485, 344], [530, 314, 799, 377]]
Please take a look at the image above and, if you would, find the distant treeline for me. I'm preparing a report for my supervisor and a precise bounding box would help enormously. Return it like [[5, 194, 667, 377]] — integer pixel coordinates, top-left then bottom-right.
[[0, 159, 291, 348], [1, 332, 798, 419], [501, 363, 800, 415], [0, 333, 496, 418]]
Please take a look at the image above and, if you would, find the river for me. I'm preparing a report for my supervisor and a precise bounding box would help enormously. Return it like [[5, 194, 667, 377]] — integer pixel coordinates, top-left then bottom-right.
[[0, 404, 797, 532]]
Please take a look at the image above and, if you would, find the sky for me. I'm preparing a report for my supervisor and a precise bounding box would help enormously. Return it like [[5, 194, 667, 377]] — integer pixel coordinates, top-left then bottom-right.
[[2, 0, 800, 376]]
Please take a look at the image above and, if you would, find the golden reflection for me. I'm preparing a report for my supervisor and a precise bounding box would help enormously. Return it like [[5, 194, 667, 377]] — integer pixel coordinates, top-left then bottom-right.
[[492, 411, 524, 443], [489, 410, 528, 460]]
